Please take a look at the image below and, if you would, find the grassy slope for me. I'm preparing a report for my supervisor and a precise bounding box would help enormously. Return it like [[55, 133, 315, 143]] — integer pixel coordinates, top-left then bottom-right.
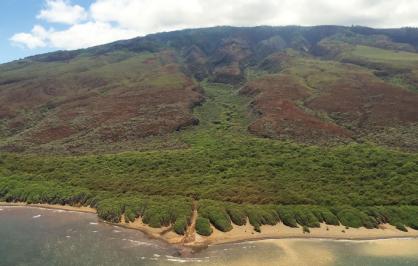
[[1, 81, 417, 234], [0, 50, 201, 153], [350, 45, 418, 65], [338, 45, 418, 92], [335, 46, 418, 150], [241, 52, 418, 151]]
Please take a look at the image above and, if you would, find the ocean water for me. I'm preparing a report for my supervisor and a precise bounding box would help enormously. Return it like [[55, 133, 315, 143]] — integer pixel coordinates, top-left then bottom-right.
[[0, 206, 417, 266]]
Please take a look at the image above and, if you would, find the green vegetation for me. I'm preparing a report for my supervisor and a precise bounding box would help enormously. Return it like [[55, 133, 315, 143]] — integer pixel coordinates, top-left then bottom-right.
[[0, 81, 417, 235], [198, 200, 233, 232], [246, 205, 280, 232], [196, 217, 212, 236], [1, 26, 418, 237], [388, 75, 418, 93], [351, 45, 418, 65]]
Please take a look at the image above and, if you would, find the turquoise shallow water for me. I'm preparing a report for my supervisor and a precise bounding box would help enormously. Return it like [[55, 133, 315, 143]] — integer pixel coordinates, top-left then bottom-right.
[[0, 206, 417, 266]]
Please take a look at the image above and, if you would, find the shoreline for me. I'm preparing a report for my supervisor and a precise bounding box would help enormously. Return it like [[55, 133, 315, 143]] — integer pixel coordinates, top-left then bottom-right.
[[0, 202, 97, 214], [202, 221, 418, 247], [2, 202, 418, 249], [205, 234, 418, 246]]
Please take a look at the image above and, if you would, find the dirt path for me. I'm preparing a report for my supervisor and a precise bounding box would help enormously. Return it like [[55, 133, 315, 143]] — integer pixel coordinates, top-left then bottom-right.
[[182, 200, 198, 243]]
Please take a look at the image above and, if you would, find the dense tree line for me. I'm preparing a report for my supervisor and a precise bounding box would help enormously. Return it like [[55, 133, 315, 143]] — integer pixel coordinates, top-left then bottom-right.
[[197, 200, 418, 235], [1, 177, 416, 236]]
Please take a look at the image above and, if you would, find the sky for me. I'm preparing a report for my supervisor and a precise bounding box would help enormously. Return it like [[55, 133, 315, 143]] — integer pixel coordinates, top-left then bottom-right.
[[1, 0, 418, 63]]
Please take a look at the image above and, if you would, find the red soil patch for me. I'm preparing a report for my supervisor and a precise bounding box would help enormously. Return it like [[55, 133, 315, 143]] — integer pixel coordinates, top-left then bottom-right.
[[213, 62, 243, 84], [241, 75, 351, 142], [24, 83, 203, 145], [242, 71, 418, 144], [32, 125, 75, 144], [143, 58, 157, 65], [306, 73, 418, 130], [0, 106, 13, 119], [0, 50, 204, 151]]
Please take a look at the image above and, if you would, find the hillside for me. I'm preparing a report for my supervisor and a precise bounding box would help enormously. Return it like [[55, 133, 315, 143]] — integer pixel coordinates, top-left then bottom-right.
[[0, 26, 418, 239]]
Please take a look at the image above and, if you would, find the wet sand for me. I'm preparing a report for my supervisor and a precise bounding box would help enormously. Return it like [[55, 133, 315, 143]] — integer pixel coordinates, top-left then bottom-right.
[[111, 216, 418, 250], [359, 238, 418, 257], [0, 202, 96, 213], [1, 205, 418, 265], [117, 216, 184, 244], [2, 202, 417, 248], [219, 238, 418, 266]]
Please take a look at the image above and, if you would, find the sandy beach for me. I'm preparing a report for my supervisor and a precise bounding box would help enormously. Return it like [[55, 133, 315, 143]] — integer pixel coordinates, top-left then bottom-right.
[[2, 202, 417, 248], [0, 202, 97, 214], [115, 213, 418, 248], [116, 215, 185, 244], [200, 220, 418, 246], [3, 204, 418, 266], [223, 238, 418, 266]]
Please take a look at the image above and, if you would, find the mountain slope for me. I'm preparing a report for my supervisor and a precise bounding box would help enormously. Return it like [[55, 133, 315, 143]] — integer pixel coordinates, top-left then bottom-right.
[[0, 50, 203, 153], [1, 26, 418, 153], [1, 26, 418, 238]]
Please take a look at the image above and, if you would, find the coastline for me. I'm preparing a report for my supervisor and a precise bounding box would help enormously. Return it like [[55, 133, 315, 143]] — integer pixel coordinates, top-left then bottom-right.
[[2, 202, 418, 248], [202, 222, 418, 246], [0, 202, 97, 214]]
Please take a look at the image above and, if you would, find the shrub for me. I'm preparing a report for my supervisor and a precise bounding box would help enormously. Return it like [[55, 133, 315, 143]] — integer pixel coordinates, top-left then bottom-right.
[[208, 208, 233, 232], [97, 199, 124, 223], [294, 208, 320, 228], [246, 206, 280, 232], [227, 205, 247, 226], [336, 208, 363, 228], [173, 217, 188, 235], [199, 201, 232, 232], [277, 207, 298, 227], [362, 216, 378, 229], [196, 217, 212, 236], [319, 210, 340, 225], [124, 209, 136, 223], [395, 223, 408, 232]]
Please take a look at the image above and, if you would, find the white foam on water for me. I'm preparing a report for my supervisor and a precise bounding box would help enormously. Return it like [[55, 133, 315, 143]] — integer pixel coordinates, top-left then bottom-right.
[[92, 231, 98, 233], [127, 239, 154, 246], [233, 240, 257, 245], [32, 214, 41, 219], [66, 236, 71, 238], [318, 237, 418, 244], [166, 257, 204, 263], [0, 208, 3, 211], [153, 254, 160, 257], [166, 258, 188, 263], [112, 230, 121, 233], [165, 255, 205, 263], [89, 222, 98, 225], [365, 237, 418, 242]]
